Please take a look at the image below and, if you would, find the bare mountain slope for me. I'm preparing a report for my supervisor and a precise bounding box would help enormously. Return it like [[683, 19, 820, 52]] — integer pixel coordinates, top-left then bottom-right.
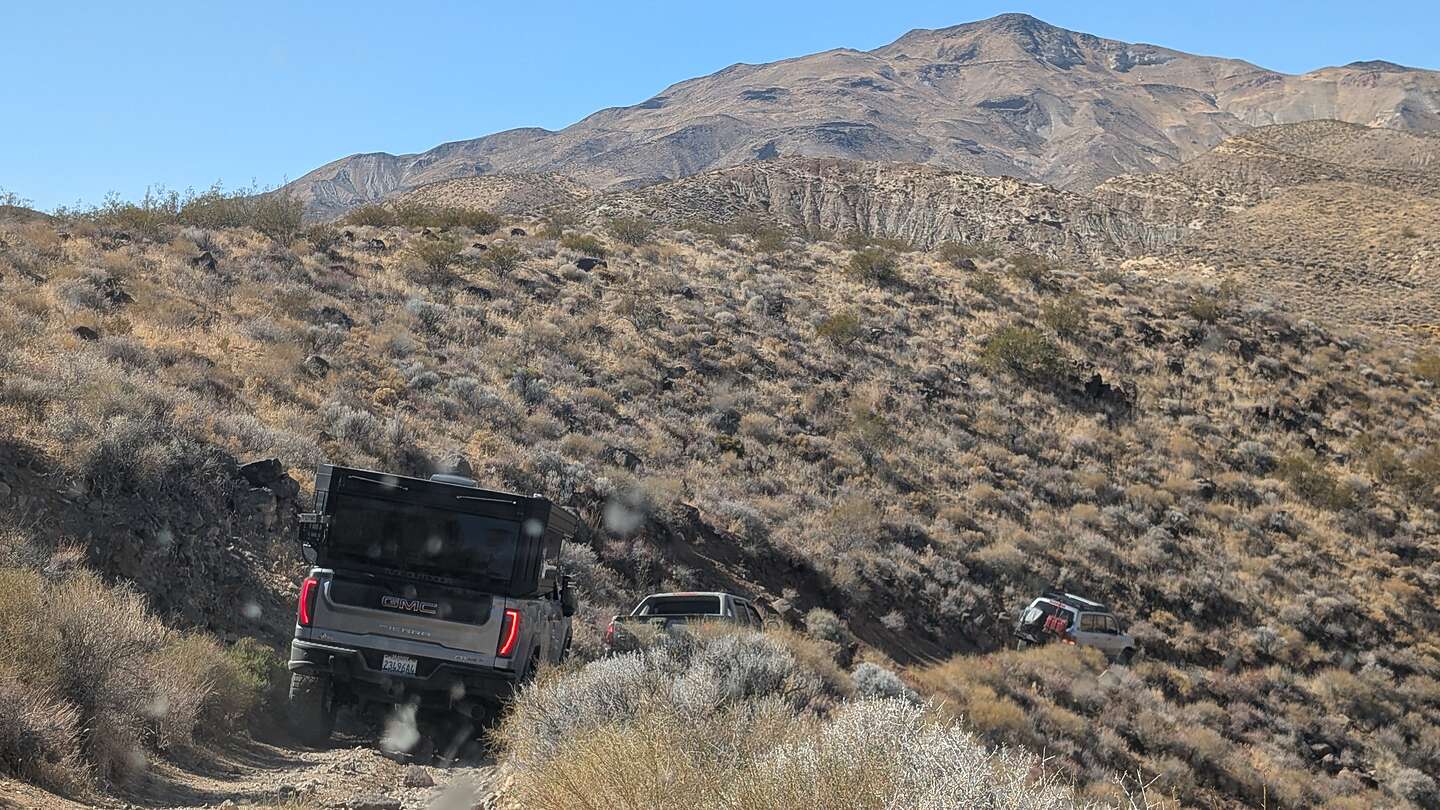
[[283, 13, 1440, 217], [395, 172, 593, 215]]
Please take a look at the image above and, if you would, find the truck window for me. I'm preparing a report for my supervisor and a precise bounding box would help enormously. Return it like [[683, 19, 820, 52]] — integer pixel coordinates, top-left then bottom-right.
[[639, 596, 722, 616], [1080, 613, 1103, 632], [325, 493, 520, 586], [1103, 615, 1120, 634], [746, 605, 764, 626]]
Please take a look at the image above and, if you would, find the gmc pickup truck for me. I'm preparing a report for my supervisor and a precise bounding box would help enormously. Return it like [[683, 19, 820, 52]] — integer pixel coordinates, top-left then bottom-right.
[[287, 464, 579, 745], [603, 592, 764, 653]]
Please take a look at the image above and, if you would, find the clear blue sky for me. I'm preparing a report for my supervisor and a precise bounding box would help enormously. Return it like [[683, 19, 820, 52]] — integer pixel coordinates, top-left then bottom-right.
[[3, 0, 1436, 210]]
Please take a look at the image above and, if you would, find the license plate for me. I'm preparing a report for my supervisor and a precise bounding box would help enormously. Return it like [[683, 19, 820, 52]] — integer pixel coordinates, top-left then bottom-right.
[[381, 654, 418, 676]]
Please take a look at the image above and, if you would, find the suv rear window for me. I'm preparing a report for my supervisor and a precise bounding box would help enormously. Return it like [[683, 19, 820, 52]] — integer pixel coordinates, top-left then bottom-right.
[[640, 596, 722, 616], [1022, 599, 1074, 629]]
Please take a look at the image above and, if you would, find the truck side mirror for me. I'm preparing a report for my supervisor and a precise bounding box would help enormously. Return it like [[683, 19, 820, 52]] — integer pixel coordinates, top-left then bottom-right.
[[298, 512, 328, 564], [560, 576, 578, 617]]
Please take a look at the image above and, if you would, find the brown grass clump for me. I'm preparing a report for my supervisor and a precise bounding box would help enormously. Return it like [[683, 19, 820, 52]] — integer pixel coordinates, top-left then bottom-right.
[[0, 565, 266, 790]]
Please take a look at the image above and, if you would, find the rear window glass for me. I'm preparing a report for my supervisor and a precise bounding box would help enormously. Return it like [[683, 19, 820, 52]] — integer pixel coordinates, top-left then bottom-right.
[[325, 492, 519, 586], [1024, 600, 1073, 627], [640, 596, 722, 616]]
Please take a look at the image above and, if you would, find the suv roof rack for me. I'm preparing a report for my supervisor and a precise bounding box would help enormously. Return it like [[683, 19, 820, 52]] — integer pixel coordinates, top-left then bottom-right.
[[1042, 589, 1109, 613]]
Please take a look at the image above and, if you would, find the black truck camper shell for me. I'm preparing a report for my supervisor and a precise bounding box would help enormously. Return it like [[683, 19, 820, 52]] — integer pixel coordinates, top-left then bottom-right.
[[300, 464, 579, 599]]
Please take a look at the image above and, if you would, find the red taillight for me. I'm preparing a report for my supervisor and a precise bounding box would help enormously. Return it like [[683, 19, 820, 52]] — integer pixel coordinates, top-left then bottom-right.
[[604, 620, 616, 645], [497, 608, 521, 657], [297, 576, 319, 627]]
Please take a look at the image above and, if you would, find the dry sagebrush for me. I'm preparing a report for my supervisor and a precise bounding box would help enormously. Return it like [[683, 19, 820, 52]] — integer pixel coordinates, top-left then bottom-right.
[[0, 561, 268, 791], [500, 629, 1142, 810]]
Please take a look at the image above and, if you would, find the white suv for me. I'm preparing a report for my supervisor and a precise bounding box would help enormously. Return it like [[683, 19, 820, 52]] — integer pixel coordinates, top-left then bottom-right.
[[1013, 591, 1137, 664]]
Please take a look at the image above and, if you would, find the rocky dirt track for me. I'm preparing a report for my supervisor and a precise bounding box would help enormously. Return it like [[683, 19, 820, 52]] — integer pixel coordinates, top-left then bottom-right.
[[0, 733, 505, 810]]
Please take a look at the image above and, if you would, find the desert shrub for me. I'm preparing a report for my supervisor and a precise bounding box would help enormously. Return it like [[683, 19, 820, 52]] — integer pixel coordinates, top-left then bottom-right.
[[67, 411, 218, 496], [1187, 294, 1224, 323], [817, 310, 864, 348], [73, 185, 301, 242], [0, 567, 261, 786], [1040, 294, 1085, 338], [502, 625, 1084, 810], [1405, 444, 1440, 506], [224, 637, 287, 707], [847, 247, 897, 284], [842, 232, 911, 252], [480, 243, 524, 275], [303, 222, 343, 252], [805, 608, 849, 644], [0, 673, 84, 791], [737, 413, 777, 444], [247, 193, 306, 244], [345, 204, 396, 227], [980, 325, 1064, 379], [1415, 353, 1440, 385], [324, 403, 384, 452], [606, 216, 653, 247], [850, 662, 917, 702], [81, 189, 182, 239], [936, 241, 998, 266], [389, 202, 501, 232], [506, 696, 1081, 810], [560, 232, 608, 258], [501, 630, 823, 763], [1006, 253, 1052, 285], [1275, 453, 1358, 511], [966, 272, 1002, 297], [752, 226, 788, 254], [411, 237, 463, 274], [543, 209, 579, 238]]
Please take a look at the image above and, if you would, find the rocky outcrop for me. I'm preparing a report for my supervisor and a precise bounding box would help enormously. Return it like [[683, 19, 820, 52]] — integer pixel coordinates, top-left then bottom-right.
[[582, 157, 1181, 255]]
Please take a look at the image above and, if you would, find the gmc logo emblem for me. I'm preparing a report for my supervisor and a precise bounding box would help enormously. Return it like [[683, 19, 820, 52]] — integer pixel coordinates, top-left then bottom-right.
[[381, 595, 439, 615]]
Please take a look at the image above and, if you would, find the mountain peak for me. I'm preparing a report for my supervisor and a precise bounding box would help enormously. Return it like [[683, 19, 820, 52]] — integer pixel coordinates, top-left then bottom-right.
[[975, 11, 1061, 30], [283, 15, 1440, 217], [880, 12, 1090, 69], [1343, 59, 1416, 72]]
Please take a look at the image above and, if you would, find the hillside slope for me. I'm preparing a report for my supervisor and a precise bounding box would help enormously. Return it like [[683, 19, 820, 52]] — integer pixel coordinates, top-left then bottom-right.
[[2, 205, 1439, 806], [281, 14, 1440, 217], [394, 173, 593, 215], [1095, 122, 1440, 341]]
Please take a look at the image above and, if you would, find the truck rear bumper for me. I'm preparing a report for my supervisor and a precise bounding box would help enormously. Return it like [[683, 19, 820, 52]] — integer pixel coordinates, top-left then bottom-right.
[[289, 639, 519, 709]]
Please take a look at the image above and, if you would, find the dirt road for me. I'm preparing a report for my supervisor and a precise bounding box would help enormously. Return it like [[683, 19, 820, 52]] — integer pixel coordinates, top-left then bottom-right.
[[0, 732, 506, 810]]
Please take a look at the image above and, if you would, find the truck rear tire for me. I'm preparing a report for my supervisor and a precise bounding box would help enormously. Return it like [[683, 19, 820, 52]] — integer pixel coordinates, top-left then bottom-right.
[[287, 672, 336, 746]]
